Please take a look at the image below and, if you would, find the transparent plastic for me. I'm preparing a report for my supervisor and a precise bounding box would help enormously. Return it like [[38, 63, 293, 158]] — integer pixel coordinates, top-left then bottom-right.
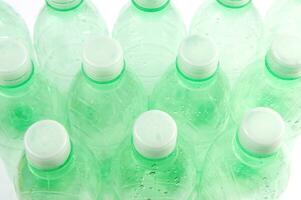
[[150, 67, 230, 168], [265, 0, 301, 48], [17, 141, 100, 200], [111, 139, 198, 199], [68, 68, 147, 183], [0, 1, 32, 50], [190, 0, 263, 86], [113, 1, 186, 95], [199, 129, 289, 199], [34, 0, 108, 97], [232, 58, 301, 138]]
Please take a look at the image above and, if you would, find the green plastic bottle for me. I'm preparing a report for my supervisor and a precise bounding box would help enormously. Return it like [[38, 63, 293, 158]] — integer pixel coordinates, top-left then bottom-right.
[[232, 35, 301, 138], [190, 0, 263, 86], [0, 38, 63, 178], [112, 110, 198, 199], [17, 120, 100, 200], [0, 0, 34, 63], [150, 35, 230, 169], [68, 36, 147, 193], [265, 0, 301, 48], [34, 0, 108, 98], [199, 107, 289, 199], [113, 0, 186, 95]]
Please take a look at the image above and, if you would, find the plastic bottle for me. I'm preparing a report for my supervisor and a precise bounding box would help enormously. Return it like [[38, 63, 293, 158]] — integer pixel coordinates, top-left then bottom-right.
[[34, 0, 108, 98], [0, 38, 63, 179], [265, 0, 301, 48], [68, 36, 147, 193], [199, 107, 289, 199], [150, 35, 230, 169], [17, 120, 100, 200], [0, 0, 35, 67], [190, 0, 263, 86], [232, 35, 301, 138], [113, 0, 186, 95], [112, 110, 198, 199]]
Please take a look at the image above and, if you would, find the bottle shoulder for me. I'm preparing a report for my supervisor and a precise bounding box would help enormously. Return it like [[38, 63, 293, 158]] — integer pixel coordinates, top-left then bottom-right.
[[34, 1, 108, 42], [17, 143, 99, 197], [200, 133, 289, 199], [112, 139, 198, 199]]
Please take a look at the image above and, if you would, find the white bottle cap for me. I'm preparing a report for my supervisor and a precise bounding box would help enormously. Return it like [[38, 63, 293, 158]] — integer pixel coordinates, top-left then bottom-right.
[[266, 35, 301, 79], [238, 107, 285, 155], [177, 35, 219, 80], [24, 120, 71, 170], [46, 0, 82, 10], [133, 0, 169, 10], [133, 110, 178, 159], [83, 36, 124, 83], [0, 38, 32, 87], [217, 0, 251, 7]]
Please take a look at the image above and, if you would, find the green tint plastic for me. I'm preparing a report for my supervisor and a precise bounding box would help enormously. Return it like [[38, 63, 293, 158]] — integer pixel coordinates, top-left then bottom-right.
[[190, 0, 263, 86], [232, 35, 301, 138], [113, 1, 186, 95], [34, 0, 108, 98], [265, 0, 301, 48], [112, 110, 198, 199], [150, 36, 230, 169], [68, 37, 147, 197], [17, 120, 100, 200], [0, 39, 63, 179], [199, 108, 289, 199]]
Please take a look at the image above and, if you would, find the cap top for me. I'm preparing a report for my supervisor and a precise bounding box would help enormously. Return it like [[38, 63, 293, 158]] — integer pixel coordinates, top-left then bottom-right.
[[46, 0, 82, 10], [24, 120, 71, 170], [0, 38, 32, 87], [217, 0, 251, 7], [177, 35, 219, 80], [266, 35, 301, 79], [133, 0, 169, 10], [83, 36, 124, 83], [133, 110, 177, 159], [238, 108, 285, 155]]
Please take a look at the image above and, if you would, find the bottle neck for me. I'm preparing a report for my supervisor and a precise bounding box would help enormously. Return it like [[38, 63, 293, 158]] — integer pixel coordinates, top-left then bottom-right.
[[28, 150, 74, 180], [132, 0, 170, 12], [0, 64, 34, 89], [46, 0, 83, 11], [232, 134, 277, 168], [217, 0, 251, 8]]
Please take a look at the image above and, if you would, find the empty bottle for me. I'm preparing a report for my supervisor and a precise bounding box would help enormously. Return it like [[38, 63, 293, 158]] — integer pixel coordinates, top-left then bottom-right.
[[112, 110, 198, 199], [68, 36, 147, 185], [17, 120, 100, 200], [190, 0, 263, 86], [113, 0, 186, 95], [0, 0, 34, 65], [232, 35, 301, 138], [34, 0, 108, 97], [150, 35, 230, 169], [265, 0, 301, 48], [199, 107, 289, 199], [0, 38, 63, 178]]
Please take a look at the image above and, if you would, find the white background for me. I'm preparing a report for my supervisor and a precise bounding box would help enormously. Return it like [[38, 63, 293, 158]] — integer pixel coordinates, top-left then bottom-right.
[[1, 0, 301, 199]]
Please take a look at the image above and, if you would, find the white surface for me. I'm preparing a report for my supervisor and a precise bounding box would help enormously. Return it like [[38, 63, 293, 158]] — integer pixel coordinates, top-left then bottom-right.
[[1, 0, 300, 199], [24, 120, 71, 170], [134, 110, 177, 159], [0, 38, 32, 86], [83, 36, 124, 82], [178, 35, 218, 80], [239, 107, 285, 155], [266, 35, 301, 79]]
